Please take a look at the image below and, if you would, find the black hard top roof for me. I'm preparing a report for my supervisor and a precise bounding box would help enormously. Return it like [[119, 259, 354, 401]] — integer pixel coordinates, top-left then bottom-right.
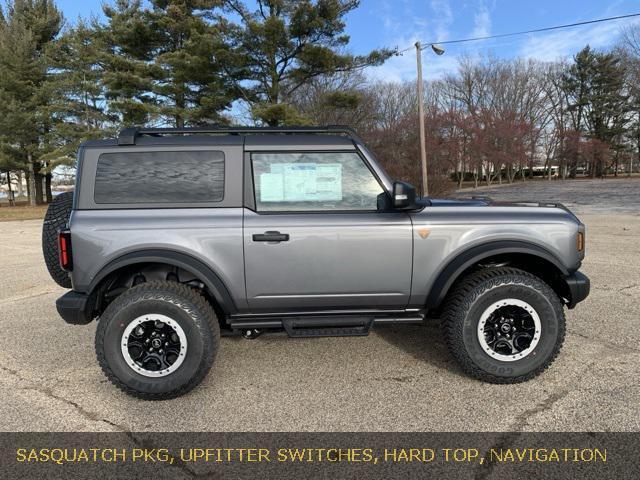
[[81, 126, 361, 150]]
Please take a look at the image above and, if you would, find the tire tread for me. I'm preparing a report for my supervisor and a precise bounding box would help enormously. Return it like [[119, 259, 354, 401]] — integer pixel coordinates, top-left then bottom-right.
[[441, 267, 566, 384], [42, 192, 74, 288], [95, 280, 220, 400]]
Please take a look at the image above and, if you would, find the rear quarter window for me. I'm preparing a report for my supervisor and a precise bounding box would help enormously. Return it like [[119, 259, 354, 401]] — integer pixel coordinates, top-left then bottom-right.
[[94, 151, 224, 204]]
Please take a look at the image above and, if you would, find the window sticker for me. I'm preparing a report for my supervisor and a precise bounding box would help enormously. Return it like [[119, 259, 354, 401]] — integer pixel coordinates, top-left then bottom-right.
[[259, 172, 285, 201], [259, 163, 342, 202], [314, 164, 342, 201]]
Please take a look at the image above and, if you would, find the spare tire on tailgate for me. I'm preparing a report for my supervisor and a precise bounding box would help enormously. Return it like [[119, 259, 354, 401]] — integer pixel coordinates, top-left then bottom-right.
[[42, 191, 74, 288]]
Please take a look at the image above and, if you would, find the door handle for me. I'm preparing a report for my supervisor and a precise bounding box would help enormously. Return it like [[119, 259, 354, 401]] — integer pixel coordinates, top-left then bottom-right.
[[252, 231, 290, 242]]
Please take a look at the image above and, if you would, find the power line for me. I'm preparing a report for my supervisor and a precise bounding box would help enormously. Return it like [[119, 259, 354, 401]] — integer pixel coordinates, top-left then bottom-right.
[[405, 12, 640, 193], [397, 12, 640, 54]]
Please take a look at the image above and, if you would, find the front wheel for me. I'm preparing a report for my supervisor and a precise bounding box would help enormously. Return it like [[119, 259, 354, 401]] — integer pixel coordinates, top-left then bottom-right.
[[441, 267, 565, 383], [95, 281, 220, 400]]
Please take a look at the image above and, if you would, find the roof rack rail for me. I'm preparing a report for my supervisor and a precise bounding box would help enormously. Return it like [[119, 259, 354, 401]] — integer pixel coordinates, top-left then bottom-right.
[[117, 125, 361, 146]]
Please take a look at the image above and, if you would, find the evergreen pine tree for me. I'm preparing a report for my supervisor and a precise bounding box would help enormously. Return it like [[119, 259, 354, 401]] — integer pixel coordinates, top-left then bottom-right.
[[225, 0, 393, 125], [100, 0, 156, 125], [43, 19, 115, 169], [586, 51, 630, 176], [0, 0, 62, 205], [561, 46, 595, 176], [147, 0, 240, 127]]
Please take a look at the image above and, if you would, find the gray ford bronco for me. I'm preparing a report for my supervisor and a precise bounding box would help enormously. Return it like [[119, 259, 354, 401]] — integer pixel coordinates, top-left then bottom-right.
[[43, 126, 590, 399]]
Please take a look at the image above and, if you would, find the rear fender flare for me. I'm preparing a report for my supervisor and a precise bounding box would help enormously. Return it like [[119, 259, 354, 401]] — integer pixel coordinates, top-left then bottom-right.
[[88, 249, 237, 314]]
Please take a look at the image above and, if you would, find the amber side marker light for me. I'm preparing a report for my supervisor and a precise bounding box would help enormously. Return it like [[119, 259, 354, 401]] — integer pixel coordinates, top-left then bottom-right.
[[577, 231, 585, 252], [58, 230, 73, 271]]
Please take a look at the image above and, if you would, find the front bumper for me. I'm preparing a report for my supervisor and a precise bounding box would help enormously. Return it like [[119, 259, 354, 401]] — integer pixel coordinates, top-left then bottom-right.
[[565, 271, 590, 309], [56, 291, 93, 325]]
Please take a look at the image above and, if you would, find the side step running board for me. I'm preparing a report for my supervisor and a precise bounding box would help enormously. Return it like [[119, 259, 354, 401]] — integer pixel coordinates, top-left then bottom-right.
[[282, 316, 373, 338], [229, 315, 424, 338]]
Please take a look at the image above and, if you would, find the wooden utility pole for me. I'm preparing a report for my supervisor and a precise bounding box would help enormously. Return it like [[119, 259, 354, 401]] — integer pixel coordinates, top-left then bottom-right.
[[6, 171, 15, 207], [27, 153, 37, 207], [415, 42, 428, 196]]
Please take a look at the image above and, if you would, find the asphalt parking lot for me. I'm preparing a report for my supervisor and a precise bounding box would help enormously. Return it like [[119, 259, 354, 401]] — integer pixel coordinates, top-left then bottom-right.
[[0, 178, 639, 432], [460, 177, 640, 214]]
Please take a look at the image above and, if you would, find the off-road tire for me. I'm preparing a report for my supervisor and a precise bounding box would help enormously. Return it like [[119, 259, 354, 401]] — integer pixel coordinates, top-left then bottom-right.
[[95, 281, 220, 400], [441, 267, 565, 383], [42, 191, 74, 288]]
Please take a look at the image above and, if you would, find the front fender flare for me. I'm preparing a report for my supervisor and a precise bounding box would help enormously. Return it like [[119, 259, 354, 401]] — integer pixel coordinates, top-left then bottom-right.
[[425, 240, 570, 309]]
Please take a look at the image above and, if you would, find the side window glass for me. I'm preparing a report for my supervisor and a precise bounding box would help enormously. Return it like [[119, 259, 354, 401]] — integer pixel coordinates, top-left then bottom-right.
[[252, 152, 384, 212], [94, 151, 224, 204]]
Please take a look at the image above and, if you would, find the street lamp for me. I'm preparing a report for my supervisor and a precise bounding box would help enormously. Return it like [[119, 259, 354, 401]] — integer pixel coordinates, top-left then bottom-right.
[[431, 44, 445, 56], [415, 42, 445, 196]]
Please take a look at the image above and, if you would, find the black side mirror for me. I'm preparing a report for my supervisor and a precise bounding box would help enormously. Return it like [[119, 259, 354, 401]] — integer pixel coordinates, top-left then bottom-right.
[[392, 181, 417, 210]]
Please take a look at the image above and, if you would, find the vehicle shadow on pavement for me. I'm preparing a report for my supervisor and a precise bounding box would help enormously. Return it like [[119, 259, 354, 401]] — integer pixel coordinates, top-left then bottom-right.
[[373, 320, 467, 379]]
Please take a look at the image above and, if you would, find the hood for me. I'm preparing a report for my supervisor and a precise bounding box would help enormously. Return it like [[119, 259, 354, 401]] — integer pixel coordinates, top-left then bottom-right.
[[425, 196, 571, 210], [421, 196, 579, 221], [426, 197, 490, 207]]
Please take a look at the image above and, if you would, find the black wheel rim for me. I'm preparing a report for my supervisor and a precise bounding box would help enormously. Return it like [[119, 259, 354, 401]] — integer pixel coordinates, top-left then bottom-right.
[[121, 314, 187, 377], [477, 299, 541, 361]]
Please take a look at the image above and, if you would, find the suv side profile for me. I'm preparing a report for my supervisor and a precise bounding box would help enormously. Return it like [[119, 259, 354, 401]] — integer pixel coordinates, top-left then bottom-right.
[[45, 126, 590, 399]]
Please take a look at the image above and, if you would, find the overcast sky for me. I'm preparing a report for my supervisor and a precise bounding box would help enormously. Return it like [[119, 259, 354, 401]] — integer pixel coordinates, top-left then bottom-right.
[[57, 0, 640, 81]]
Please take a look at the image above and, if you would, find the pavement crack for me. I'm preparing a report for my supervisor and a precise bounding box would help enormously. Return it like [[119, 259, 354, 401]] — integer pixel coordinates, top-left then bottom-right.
[[568, 329, 640, 353], [0, 364, 19, 376], [474, 390, 569, 480], [570, 330, 595, 341], [122, 433, 202, 479], [619, 284, 638, 295], [590, 285, 615, 291], [23, 384, 117, 427], [474, 432, 522, 480], [507, 389, 569, 431], [0, 363, 126, 431], [0, 289, 56, 306], [1, 363, 204, 478]]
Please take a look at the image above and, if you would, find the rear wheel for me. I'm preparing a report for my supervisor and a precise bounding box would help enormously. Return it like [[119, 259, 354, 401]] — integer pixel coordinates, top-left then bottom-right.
[[441, 267, 565, 383], [42, 191, 74, 288], [95, 281, 220, 400]]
